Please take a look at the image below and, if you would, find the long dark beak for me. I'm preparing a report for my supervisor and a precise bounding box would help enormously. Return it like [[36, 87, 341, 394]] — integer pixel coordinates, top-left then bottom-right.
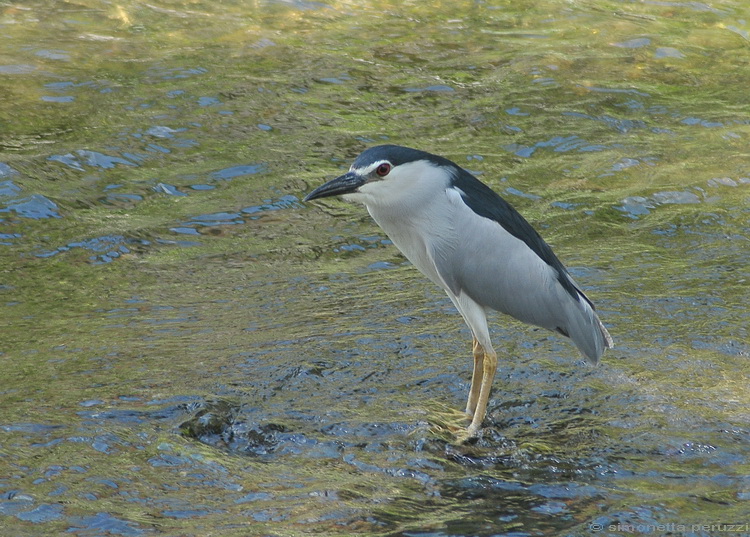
[[303, 172, 366, 202]]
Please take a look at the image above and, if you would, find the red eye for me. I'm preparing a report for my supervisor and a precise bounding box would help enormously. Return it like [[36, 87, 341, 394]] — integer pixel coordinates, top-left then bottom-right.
[[375, 163, 391, 177]]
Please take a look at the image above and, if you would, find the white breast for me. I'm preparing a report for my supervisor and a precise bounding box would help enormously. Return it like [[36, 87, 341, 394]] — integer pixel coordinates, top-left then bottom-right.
[[344, 161, 457, 291]]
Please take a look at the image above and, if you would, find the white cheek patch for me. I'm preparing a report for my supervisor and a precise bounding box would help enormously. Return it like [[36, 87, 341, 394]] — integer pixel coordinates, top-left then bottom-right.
[[351, 160, 390, 177]]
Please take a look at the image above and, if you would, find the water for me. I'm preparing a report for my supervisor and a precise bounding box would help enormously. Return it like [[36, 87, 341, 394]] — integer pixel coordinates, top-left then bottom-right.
[[1, 1, 749, 535]]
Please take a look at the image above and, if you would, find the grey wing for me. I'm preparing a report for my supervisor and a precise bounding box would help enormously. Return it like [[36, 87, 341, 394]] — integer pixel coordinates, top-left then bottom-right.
[[431, 189, 611, 363]]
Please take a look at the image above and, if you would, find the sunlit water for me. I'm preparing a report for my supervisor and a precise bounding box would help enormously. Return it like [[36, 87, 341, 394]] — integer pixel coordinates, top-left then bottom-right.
[[1, 1, 749, 535]]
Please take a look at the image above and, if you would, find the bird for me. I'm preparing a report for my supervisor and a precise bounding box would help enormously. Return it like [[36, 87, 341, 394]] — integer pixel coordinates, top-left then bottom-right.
[[304, 145, 613, 437]]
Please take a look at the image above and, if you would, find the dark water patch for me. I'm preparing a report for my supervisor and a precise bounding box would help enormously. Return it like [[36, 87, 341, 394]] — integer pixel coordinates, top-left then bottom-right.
[[579, 85, 651, 98], [504, 186, 541, 200], [691, 338, 749, 358], [49, 150, 137, 170], [365, 260, 399, 272], [196, 418, 322, 457], [45, 153, 84, 170], [707, 176, 750, 187], [179, 348, 620, 479], [170, 137, 199, 148], [149, 241, 201, 257], [316, 74, 352, 85], [0, 180, 21, 198], [36, 234, 150, 264], [725, 23, 749, 40], [144, 125, 184, 138], [0, 232, 23, 245], [655, 46, 686, 59], [168, 227, 201, 236], [651, 190, 701, 205], [327, 233, 391, 255], [0, 491, 35, 517], [146, 395, 205, 408], [0, 194, 61, 219], [146, 65, 208, 81], [119, 151, 150, 164], [371, 471, 604, 536], [79, 399, 104, 407], [616, 196, 655, 218], [183, 212, 244, 227], [643, 1, 729, 14], [1, 423, 64, 434], [532, 76, 558, 87], [681, 116, 724, 128], [441, 474, 602, 513], [75, 407, 151, 427], [342, 451, 435, 485], [211, 163, 265, 180], [45, 137, 194, 183], [198, 96, 220, 107], [0, 64, 36, 74], [0, 175, 20, 191], [503, 135, 613, 158], [15, 502, 65, 523], [41, 95, 75, 103], [403, 84, 456, 93], [235, 491, 273, 503], [612, 37, 651, 48], [125, 125, 196, 151], [563, 111, 649, 133], [44, 80, 103, 91], [66, 512, 148, 536], [102, 189, 144, 207], [145, 143, 170, 154], [615, 188, 710, 219], [550, 201, 579, 210], [600, 156, 658, 177], [272, 0, 334, 11], [179, 388, 425, 459], [241, 195, 302, 217], [0, 397, 205, 461], [172, 195, 305, 234], [162, 508, 221, 519], [153, 182, 187, 196]]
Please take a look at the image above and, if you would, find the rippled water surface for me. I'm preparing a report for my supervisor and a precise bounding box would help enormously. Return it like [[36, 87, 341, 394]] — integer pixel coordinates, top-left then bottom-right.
[[2, 1, 749, 535]]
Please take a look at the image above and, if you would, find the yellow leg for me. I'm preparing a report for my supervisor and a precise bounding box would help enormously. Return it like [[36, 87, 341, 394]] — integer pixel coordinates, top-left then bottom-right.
[[467, 343, 497, 437], [465, 337, 483, 418]]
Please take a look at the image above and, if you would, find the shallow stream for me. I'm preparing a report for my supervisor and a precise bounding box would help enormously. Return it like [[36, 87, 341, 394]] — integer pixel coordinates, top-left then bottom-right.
[[1, 1, 749, 535]]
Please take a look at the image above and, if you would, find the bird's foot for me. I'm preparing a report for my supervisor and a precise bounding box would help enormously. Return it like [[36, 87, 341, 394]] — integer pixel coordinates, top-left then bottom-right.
[[426, 403, 474, 441], [425, 404, 485, 444], [466, 422, 480, 437], [453, 424, 481, 444]]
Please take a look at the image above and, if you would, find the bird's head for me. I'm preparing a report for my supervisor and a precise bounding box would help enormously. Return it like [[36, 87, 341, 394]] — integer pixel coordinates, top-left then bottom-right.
[[303, 145, 454, 204]]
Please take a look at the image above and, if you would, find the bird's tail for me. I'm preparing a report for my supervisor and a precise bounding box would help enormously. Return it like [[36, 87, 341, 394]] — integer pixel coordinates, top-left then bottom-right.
[[565, 294, 613, 365]]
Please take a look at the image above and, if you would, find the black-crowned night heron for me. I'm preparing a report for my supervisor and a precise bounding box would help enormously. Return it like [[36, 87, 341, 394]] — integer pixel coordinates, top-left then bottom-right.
[[304, 145, 613, 437]]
